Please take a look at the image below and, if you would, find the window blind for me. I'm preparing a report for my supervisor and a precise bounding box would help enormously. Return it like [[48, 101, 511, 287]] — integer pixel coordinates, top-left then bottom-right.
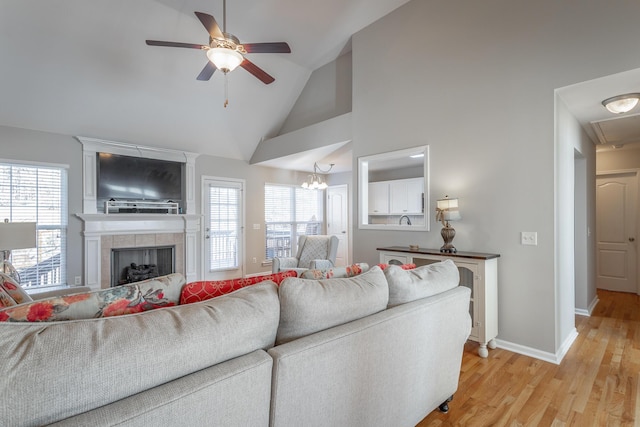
[[207, 182, 240, 271], [0, 162, 68, 288], [264, 184, 323, 260]]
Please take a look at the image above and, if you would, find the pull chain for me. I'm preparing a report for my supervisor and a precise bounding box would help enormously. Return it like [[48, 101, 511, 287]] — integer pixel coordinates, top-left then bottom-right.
[[224, 73, 229, 108]]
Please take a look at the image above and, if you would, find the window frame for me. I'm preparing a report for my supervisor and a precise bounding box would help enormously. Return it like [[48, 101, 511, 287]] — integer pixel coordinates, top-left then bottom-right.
[[264, 183, 324, 263], [0, 159, 68, 289]]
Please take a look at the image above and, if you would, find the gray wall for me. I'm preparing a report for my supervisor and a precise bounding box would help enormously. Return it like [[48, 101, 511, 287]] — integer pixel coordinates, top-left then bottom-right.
[[0, 124, 311, 285], [348, 0, 640, 356], [597, 146, 640, 172], [194, 155, 310, 276], [279, 51, 352, 134], [0, 126, 84, 285]]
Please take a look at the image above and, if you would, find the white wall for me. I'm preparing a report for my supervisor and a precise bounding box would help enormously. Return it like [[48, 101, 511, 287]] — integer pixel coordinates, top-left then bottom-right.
[[350, 0, 640, 357]]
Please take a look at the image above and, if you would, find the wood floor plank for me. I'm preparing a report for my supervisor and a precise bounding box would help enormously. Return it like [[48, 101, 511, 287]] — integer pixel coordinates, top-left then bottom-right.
[[416, 290, 640, 426]]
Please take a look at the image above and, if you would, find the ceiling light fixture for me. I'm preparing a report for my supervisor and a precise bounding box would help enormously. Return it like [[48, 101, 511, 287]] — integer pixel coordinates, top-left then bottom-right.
[[602, 93, 640, 114], [206, 48, 243, 73], [301, 162, 334, 190]]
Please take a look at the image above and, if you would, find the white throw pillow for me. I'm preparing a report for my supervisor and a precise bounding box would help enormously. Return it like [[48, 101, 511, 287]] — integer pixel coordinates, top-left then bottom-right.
[[385, 259, 460, 307], [276, 266, 389, 345]]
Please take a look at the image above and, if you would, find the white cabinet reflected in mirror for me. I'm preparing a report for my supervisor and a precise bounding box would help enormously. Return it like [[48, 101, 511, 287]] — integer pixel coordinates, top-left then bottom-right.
[[358, 146, 430, 231]]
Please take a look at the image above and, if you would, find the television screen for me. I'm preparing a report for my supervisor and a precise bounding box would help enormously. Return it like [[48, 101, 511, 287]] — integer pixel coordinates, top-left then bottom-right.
[[97, 152, 184, 208]]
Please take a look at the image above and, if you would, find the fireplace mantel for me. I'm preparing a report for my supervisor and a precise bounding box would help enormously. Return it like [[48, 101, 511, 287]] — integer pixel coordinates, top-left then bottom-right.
[[76, 136, 199, 215], [77, 213, 200, 289], [75, 137, 202, 289]]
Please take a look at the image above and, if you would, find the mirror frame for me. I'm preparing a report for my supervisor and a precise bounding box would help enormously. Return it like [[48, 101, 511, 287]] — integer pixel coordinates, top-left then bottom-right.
[[358, 145, 430, 231]]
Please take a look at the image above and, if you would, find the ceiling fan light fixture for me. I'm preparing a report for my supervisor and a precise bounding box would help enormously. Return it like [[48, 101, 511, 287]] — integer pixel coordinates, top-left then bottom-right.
[[602, 93, 640, 114], [206, 48, 243, 73]]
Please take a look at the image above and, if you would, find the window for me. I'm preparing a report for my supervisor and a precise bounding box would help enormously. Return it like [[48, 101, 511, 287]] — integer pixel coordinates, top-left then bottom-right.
[[264, 184, 323, 261], [0, 162, 68, 288]]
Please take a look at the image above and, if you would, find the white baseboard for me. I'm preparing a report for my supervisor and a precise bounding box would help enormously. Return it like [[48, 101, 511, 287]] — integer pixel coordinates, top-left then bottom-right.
[[575, 295, 599, 317], [494, 328, 578, 365]]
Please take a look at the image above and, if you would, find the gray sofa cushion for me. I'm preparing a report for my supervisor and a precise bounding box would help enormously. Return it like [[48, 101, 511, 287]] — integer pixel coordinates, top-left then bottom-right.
[[385, 259, 460, 307], [276, 265, 389, 345], [50, 350, 273, 427], [0, 281, 280, 426]]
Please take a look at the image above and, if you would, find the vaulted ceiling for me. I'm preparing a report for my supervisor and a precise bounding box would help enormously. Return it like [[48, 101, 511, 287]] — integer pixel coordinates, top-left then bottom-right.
[[0, 0, 410, 161]]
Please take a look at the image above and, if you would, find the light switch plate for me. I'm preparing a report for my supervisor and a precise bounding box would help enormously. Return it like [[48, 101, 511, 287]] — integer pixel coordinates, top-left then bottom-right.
[[521, 231, 538, 246]]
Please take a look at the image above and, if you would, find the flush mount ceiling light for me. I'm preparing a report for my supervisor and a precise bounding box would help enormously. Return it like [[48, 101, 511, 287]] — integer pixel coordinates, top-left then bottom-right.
[[602, 93, 640, 114]]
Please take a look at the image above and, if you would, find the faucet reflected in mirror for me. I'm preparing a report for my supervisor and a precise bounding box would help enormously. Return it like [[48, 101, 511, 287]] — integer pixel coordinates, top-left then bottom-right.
[[398, 215, 412, 225]]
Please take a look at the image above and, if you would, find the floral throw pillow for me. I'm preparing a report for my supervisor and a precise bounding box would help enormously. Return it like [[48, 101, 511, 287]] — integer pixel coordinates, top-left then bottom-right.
[[0, 286, 16, 308], [299, 263, 370, 279], [377, 263, 417, 271], [0, 273, 185, 322], [180, 270, 297, 304], [0, 272, 33, 305]]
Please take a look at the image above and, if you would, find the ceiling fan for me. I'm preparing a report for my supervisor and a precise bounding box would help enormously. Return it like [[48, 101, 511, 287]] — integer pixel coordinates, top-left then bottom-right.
[[145, 2, 290, 86]]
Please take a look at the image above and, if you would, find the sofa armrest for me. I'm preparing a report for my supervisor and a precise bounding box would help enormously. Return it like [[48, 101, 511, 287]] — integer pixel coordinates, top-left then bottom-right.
[[272, 257, 299, 273], [309, 259, 334, 270]]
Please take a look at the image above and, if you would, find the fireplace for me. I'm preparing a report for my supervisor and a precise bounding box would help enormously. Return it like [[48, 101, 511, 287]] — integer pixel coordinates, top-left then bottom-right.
[[111, 245, 175, 287]]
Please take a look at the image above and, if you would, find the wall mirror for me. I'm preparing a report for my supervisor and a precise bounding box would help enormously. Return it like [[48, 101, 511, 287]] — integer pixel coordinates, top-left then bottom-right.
[[358, 145, 430, 231]]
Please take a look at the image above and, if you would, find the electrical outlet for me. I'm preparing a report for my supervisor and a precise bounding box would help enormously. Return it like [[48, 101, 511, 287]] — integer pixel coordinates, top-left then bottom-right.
[[521, 232, 538, 246], [252, 257, 257, 264], [74, 276, 82, 285], [253, 224, 261, 230]]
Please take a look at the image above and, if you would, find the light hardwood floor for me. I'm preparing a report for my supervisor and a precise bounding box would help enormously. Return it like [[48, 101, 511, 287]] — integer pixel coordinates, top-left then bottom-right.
[[417, 289, 640, 426]]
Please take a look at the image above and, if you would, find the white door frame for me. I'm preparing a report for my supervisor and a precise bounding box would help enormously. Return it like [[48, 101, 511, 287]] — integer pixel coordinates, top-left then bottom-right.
[[201, 175, 246, 280], [596, 169, 640, 294], [327, 184, 350, 266]]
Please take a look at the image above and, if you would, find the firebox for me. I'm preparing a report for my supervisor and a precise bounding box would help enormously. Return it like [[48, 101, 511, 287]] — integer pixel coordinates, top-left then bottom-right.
[[111, 245, 175, 287]]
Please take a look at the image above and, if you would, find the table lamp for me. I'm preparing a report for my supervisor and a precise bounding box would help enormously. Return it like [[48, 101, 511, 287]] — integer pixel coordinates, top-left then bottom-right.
[[0, 220, 37, 283], [435, 196, 461, 253]]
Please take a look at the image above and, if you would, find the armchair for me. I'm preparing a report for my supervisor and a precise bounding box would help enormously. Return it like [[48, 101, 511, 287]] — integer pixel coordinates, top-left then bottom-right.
[[272, 235, 339, 274]]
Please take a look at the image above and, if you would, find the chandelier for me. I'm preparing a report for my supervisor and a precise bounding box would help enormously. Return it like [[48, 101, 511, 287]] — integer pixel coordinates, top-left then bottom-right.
[[301, 162, 334, 190]]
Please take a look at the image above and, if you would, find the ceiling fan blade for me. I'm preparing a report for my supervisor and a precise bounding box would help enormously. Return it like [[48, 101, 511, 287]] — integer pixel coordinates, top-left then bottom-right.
[[196, 62, 217, 81], [146, 40, 206, 50], [194, 11, 224, 40], [243, 42, 291, 54], [240, 58, 275, 85]]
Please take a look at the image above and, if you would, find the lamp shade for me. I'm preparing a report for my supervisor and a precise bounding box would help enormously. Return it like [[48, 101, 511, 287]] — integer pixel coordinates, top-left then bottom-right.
[[206, 48, 244, 73], [0, 222, 37, 251], [602, 93, 640, 114], [436, 197, 461, 221]]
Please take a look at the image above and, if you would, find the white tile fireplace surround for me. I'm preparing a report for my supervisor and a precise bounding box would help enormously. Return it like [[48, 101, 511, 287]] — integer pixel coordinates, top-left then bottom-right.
[[76, 137, 201, 289], [77, 214, 200, 289]]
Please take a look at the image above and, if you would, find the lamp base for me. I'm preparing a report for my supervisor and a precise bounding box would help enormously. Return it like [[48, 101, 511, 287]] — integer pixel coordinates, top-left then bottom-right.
[[440, 224, 457, 253]]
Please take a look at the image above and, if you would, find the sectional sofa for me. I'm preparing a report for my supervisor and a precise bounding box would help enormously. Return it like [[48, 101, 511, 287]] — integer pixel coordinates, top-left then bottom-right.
[[0, 261, 471, 427]]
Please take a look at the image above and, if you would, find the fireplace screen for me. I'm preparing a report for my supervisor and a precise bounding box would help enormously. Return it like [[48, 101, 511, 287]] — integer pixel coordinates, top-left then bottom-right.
[[111, 246, 175, 287]]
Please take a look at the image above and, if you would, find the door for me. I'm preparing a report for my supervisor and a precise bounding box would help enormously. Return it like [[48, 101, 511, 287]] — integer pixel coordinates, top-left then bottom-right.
[[202, 177, 244, 280], [596, 173, 637, 293], [327, 185, 349, 267]]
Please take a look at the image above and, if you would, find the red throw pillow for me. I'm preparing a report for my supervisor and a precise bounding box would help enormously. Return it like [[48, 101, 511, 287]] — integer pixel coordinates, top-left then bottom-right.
[[180, 270, 297, 304]]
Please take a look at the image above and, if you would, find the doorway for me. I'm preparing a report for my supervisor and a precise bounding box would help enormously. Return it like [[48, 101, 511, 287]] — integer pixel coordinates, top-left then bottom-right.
[[202, 176, 245, 280], [595, 172, 638, 293], [326, 184, 349, 267]]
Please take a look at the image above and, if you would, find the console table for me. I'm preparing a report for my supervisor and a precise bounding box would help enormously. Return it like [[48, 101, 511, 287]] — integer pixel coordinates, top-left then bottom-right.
[[377, 246, 500, 358]]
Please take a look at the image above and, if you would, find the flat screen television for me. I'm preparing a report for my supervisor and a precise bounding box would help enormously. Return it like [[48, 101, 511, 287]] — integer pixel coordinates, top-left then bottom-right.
[[96, 152, 184, 212]]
